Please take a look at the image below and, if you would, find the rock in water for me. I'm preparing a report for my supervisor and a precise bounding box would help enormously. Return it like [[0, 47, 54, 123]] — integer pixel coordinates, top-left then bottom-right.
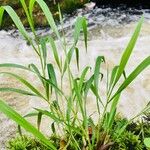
[[84, 2, 96, 10]]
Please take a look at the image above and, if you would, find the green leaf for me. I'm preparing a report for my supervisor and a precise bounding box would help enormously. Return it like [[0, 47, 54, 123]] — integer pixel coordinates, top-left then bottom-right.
[[34, 108, 63, 123], [84, 75, 94, 99], [20, 0, 35, 32], [74, 17, 87, 51], [0, 63, 31, 71], [75, 47, 80, 70], [63, 47, 74, 75], [73, 79, 87, 128], [24, 112, 39, 118], [94, 56, 105, 93], [66, 96, 72, 123], [42, 77, 64, 97], [48, 37, 61, 71], [0, 99, 56, 150], [47, 64, 58, 97], [0, 7, 4, 26], [28, 64, 44, 84], [144, 138, 150, 148], [37, 112, 42, 131], [18, 111, 39, 135], [113, 17, 144, 86], [110, 56, 150, 101], [74, 79, 82, 111], [29, 0, 60, 40], [107, 94, 121, 131], [90, 84, 104, 107], [82, 18, 88, 52], [58, 4, 63, 26], [79, 66, 91, 93], [109, 66, 119, 90], [0, 87, 36, 96], [0, 72, 46, 100], [40, 38, 47, 70], [51, 122, 56, 134], [0, 6, 30, 41]]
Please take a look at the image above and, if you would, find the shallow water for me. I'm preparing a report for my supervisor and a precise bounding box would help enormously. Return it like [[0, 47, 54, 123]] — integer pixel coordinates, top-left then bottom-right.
[[0, 7, 150, 149]]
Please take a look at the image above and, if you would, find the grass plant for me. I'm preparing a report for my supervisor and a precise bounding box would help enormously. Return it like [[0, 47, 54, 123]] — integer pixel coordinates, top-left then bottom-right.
[[0, 0, 150, 149]]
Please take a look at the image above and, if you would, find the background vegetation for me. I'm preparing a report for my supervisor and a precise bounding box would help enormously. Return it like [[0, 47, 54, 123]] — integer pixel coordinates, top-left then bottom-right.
[[0, 0, 88, 28]]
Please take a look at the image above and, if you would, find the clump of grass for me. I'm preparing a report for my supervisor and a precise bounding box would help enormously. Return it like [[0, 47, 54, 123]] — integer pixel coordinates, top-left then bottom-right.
[[7, 117, 150, 149], [0, 0, 150, 149]]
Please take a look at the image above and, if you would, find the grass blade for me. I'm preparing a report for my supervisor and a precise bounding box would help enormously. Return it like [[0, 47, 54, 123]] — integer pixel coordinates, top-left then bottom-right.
[[0, 72, 46, 100], [40, 38, 47, 70], [0, 99, 56, 150], [75, 47, 80, 70], [109, 66, 119, 90], [94, 56, 105, 94], [79, 66, 91, 92], [48, 37, 61, 71], [144, 138, 150, 148], [20, 0, 35, 32], [106, 94, 121, 131], [0, 7, 4, 26], [84, 75, 94, 99], [29, 0, 60, 39], [35, 108, 63, 123], [42, 77, 64, 97], [0, 63, 31, 71], [110, 56, 150, 101], [66, 96, 73, 123], [63, 47, 74, 75], [47, 64, 58, 97], [82, 18, 88, 51], [0, 6, 30, 41], [74, 17, 87, 51], [28, 63, 43, 83], [113, 17, 144, 86], [0, 87, 36, 96], [37, 112, 42, 131], [74, 79, 87, 128]]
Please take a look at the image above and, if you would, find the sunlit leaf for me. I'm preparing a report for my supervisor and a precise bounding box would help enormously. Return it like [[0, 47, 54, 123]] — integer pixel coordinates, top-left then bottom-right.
[[113, 17, 144, 86]]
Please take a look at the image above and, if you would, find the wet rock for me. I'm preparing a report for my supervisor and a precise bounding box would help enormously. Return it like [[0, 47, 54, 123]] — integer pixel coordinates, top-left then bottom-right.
[[84, 2, 96, 10]]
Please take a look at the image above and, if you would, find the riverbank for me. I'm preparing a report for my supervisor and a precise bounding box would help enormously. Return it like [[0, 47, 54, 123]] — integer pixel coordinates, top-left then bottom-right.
[[0, 0, 88, 28], [1, 0, 150, 29]]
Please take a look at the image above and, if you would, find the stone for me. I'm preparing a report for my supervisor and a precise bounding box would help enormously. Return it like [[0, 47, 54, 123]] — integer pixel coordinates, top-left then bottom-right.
[[84, 2, 96, 10]]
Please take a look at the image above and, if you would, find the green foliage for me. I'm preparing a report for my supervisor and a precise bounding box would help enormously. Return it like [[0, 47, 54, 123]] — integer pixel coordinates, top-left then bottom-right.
[[60, 0, 88, 14], [0, 0, 150, 149], [7, 118, 150, 150], [144, 138, 150, 149], [0, 0, 87, 28], [110, 116, 150, 150], [112, 131, 144, 150], [7, 135, 48, 150]]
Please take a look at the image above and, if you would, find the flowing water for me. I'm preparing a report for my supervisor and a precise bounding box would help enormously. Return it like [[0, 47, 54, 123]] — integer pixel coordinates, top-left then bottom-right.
[[0, 7, 150, 149]]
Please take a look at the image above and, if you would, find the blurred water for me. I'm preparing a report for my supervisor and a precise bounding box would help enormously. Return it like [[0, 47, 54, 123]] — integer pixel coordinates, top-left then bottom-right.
[[0, 7, 150, 149]]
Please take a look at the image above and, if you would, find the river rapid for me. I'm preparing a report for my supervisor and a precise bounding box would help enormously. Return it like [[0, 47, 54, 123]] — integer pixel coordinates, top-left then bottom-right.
[[0, 7, 150, 149]]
